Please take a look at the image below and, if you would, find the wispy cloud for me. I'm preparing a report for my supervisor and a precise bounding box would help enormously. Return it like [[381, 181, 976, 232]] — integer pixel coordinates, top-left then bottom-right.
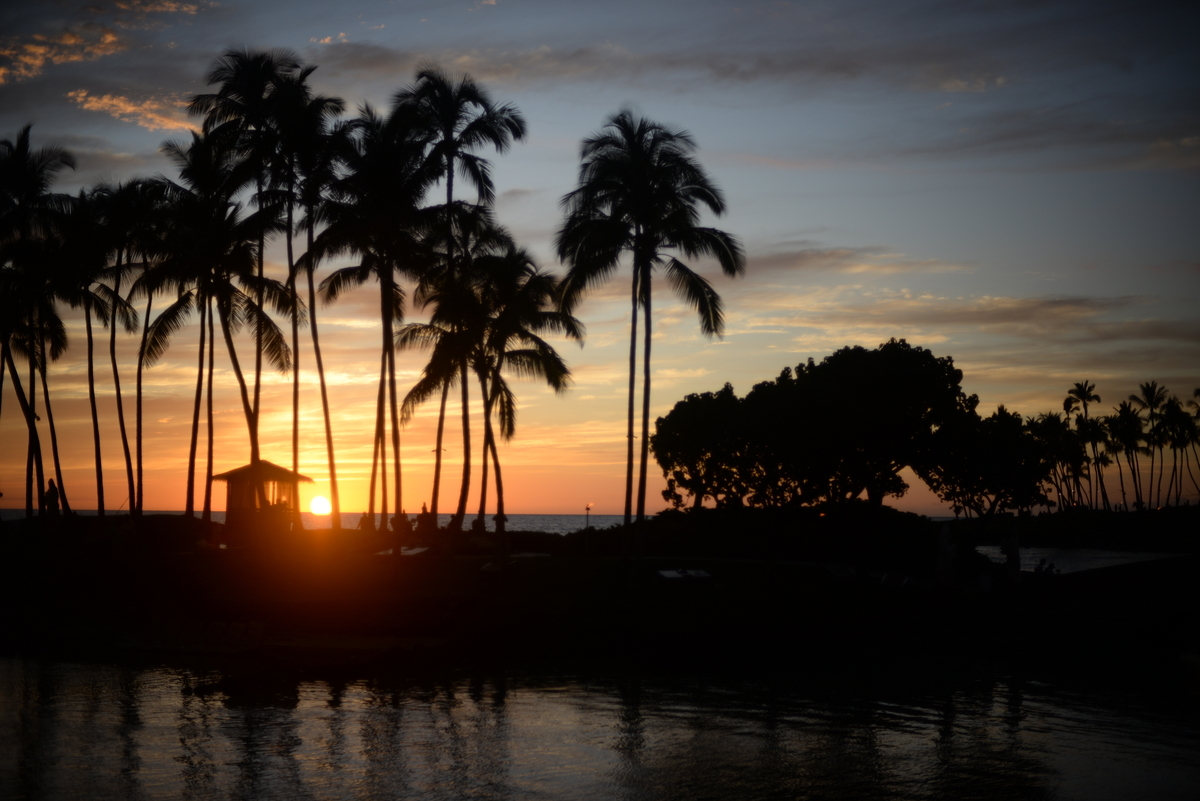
[[0, 27, 126, 84], [749, 243, 970, 275], [66, 89, 194, 131]]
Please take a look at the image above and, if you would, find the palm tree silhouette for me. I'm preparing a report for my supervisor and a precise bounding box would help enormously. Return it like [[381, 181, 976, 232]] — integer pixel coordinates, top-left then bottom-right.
[[556, 109, 745, 524], [153, 130, 291, 511], [1064, 380, 1103, 508], [1, 124, 75, 515], [317, 103, 440, 522], [279, 83, 349, 528], [1129, 380, 1169, 507], [394, 64, 526, 529], [469, 246, 581, 537], [189, 48, 302, 461]]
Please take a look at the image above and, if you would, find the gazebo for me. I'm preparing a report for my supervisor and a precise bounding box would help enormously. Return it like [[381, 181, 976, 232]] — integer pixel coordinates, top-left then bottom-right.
[[212, 460, 312, 542]]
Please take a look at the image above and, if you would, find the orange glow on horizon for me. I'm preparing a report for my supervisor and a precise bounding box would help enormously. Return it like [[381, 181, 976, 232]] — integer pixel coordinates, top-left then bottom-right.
[[310, 496, 332, 516]]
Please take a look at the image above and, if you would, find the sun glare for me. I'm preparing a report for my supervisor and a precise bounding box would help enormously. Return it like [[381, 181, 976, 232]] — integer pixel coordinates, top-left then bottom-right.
[[310, 496, 332, 516]]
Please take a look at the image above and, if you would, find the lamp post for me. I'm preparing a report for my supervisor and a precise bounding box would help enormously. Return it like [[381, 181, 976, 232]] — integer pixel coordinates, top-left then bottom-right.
[[585, 502, 592, 529]]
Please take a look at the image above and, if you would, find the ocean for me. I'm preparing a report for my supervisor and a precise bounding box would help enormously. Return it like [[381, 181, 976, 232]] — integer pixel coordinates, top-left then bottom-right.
[[0, 509, 624, 534]]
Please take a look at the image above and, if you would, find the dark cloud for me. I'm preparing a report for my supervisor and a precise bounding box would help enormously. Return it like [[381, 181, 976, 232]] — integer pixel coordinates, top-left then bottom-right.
[[748, 243, 968, 275]]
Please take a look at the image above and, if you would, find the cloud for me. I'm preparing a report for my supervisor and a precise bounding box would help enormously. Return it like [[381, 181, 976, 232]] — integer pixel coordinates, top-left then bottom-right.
[[0, 26, 127, 84], [748, 243, 969, 275], [66, 89, 195, 131]]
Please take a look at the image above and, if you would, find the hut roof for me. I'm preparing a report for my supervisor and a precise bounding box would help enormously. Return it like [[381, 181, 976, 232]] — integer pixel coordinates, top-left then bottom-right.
[[211, 460, 313, 484]]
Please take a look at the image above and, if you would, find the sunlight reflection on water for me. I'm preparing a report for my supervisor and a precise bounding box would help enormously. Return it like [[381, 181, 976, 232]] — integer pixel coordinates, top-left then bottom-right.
[[1, 657, 1197, 800]]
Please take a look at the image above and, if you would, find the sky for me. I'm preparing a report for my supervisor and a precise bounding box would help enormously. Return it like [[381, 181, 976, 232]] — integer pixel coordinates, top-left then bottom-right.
[[2, 0, 1198, 516]]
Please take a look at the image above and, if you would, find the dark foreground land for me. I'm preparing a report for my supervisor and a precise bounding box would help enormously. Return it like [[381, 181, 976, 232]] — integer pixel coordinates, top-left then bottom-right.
[[1, 505, 1197, 670]]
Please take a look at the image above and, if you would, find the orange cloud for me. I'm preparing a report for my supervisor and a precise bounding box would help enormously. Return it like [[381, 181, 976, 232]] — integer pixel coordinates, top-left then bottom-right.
[[0, 27, 126, 84], [65, 89, 195, 132]]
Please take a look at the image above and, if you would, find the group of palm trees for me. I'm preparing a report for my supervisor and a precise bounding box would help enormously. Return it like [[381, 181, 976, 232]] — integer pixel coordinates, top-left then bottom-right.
[[2, 47, 744, 532], [1031, 380, 1200, 511]]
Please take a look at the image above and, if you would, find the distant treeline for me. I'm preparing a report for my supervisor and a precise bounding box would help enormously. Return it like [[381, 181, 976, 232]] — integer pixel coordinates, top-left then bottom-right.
[[651, 339, 1200, 517]]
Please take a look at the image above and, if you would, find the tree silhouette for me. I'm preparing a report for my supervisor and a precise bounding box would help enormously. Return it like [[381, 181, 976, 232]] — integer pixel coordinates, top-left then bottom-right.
[[556, 109, 744, 525], [317, 103, 439, 522], [394, 64, 526, 530]]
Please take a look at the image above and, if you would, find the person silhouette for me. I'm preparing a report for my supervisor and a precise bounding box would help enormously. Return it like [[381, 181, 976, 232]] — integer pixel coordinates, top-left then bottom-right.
[[44, 480, 60, 516]]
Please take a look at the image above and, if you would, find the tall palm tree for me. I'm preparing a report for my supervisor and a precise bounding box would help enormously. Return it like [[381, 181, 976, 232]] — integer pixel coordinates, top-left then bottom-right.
[[50, 188, 137, 515], [189, 48, 302, 458], [1129, 381, 1169, 507], [317, 103, 440, 522], [394, 64, 526, 530], [270, 68, 346, 522], [1064, 380, 1103, 508], [469, 246, 582, 536], [95, 179, 157, 515], [556, 109, 745, 524], [153, 130, 291, 511], [1, 124, 75, 515]]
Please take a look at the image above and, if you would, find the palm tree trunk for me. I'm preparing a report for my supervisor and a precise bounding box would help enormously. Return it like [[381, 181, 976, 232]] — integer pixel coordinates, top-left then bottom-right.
[[252, 177, 264, 454], [1114, 453, 1127, 510], [135, 291, 153, 514], [38, 332, 70, 513], [186, 299, 207, 516], [287, 191, 300, 479], [431, 382, 449, 518], [306, 220, 340, 528], [475, 371, 491, 528], [85, 304, 105, 516], [623, 267, 639, 527], [636, 272, 653, 522], [26, 353, 38, 515], [368, 348, 387, 528], [380, 271, 402, 521], [5, 345, 45, 518], [488, 412, 507, 555], [217, 299, 259, 463], [453, 361, 472, 533], [202, 304, 215, 524], [109, 268, 136, 514]]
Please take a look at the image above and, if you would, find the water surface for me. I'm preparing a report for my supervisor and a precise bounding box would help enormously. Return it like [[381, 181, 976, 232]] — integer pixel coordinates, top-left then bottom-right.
[[2, 655, 1196, 800]]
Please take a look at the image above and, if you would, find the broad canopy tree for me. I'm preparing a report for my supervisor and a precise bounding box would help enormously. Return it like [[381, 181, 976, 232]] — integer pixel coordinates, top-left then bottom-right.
[[653, 339, 989, 509]]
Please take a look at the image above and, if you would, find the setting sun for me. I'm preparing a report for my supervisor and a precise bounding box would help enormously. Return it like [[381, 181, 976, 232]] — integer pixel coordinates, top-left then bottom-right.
[[309, 496, 332, 516]]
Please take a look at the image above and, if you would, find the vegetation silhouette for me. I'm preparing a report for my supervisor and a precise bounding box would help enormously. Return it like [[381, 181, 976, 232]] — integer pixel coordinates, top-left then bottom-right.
[[652, 340, 1199, 516], [556, 110, 745, 526]]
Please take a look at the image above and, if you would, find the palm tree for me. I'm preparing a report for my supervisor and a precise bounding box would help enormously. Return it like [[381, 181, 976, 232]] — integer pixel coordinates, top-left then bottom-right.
[[189, 48, 302, 458], [317, 103, 440, 522], [271, 68, 346, 523], [283, 87, 350, 532], [1129, 381, 1169, 507], [556, 109, 745, 524], [153, 130, 291, 512], [95, 179, 157, 515], [50, 188, 137, 515], [394, 64, 527, 530], [469, 246, 582, 537], [1064, 380, 1103, 508], [1, 124, 75, 515]]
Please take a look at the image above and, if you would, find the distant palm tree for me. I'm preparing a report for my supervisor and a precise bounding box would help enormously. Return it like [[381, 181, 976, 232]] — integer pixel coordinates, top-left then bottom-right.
[[556, 109, 745, 524], [1064, 380, 1103, 508], [394, 64, 526, 530], [1129, 381, 1169, 507]]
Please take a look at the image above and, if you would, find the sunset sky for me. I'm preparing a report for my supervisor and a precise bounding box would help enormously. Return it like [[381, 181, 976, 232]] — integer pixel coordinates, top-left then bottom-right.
[[2, 0, 1197, 516]]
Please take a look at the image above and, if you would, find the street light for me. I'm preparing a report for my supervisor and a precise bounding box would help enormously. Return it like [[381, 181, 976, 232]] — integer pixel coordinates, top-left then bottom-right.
[[586, 502, 593, 529]]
